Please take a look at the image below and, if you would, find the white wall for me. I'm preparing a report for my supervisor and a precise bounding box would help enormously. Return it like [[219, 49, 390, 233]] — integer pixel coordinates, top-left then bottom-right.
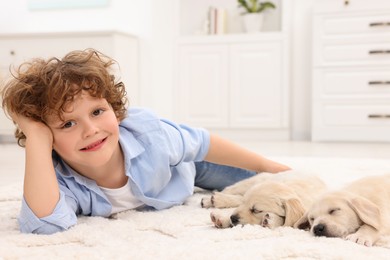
[[137, 1, 176, 117], [0, 0, 177, 116], [0, 0, 151, 36], [0, 0, 314, 140], [290, 0, 314, 140]]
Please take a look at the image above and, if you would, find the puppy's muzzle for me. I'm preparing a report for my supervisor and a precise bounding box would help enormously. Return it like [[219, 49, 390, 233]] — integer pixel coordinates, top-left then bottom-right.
[[313, 224, 327, 237], [230, 214, 239, 226]]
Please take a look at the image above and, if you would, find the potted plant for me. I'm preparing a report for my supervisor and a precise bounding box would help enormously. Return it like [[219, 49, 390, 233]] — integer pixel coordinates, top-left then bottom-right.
[[237, 0, 276, 33]]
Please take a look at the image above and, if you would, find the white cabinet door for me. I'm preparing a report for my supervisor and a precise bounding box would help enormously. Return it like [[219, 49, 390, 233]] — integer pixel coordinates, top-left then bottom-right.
[[230, 42, 282, 128], [177, 41, 284, 129], [177, 44, 229, 127]]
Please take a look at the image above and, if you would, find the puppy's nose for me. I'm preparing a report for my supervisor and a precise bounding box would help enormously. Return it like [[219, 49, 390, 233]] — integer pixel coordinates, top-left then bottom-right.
[[313, 224, 326, 236], [230, 214, 239, 225]]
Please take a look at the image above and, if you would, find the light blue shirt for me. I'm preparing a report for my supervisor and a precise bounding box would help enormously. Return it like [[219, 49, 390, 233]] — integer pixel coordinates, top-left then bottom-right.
[[18, 108, 210, 234]]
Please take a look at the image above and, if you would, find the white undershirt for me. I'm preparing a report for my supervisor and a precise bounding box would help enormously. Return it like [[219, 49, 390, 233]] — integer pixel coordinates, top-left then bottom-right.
[[99, 180, 144, 214]]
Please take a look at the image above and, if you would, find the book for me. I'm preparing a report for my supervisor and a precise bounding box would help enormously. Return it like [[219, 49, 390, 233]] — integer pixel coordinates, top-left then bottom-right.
[[208, 7, 227, 35]]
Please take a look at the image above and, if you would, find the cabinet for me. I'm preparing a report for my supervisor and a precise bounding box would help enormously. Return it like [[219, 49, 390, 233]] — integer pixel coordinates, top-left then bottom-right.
[[175, 0, 290, 141], [312, 0, 390, 142], [0, 31, 138, 138]]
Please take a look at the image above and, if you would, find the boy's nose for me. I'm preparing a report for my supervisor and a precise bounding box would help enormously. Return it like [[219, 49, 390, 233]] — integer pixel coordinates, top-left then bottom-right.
[[82, 121, 99, 138]]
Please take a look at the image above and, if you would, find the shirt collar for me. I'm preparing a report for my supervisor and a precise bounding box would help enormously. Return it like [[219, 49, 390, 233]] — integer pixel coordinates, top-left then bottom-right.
[[53, 154, 102, 196]]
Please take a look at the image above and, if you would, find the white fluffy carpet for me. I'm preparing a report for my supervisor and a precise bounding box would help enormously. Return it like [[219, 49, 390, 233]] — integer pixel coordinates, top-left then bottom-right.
[[1, 157, 390, 259]]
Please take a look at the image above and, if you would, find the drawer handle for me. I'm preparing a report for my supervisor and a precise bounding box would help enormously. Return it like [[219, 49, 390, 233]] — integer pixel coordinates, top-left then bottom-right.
[[368, 50, 390, 55], [368, 114, 390, 119], [369, 22, 390, 27], [368, 81, 390, 85]]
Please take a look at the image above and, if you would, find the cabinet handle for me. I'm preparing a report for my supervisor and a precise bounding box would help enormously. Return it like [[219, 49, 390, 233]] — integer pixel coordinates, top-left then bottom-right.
[[368, 81, 390, 85], [369, 22, 390, 27], [368, 114, 390, 119], [368, 50, 390, 55]]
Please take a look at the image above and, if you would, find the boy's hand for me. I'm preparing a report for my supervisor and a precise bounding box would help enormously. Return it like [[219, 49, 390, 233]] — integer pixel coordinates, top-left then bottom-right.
[[12, 112, 59, 219], [10, 112, 53, 144]]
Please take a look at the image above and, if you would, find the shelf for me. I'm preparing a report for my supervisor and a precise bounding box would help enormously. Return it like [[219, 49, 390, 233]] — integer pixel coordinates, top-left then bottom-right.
[[177, 31, 285, 44], [178, 0, 283, 36]]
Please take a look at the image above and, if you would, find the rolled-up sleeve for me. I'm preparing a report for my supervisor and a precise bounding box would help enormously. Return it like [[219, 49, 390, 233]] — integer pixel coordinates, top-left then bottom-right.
[[18, 189, 77, 234], [160, 119, 210, 166]]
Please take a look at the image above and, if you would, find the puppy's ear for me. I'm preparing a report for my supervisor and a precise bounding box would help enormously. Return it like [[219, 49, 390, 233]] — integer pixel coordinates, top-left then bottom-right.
[[293, 211, 310, 230], [348, 196, 381, 231], [283, 198, 306, 227]]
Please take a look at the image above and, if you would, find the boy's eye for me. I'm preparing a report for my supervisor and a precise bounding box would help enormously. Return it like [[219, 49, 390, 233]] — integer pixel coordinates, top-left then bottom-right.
[[62, 121, 76, 129], [92, 109, 104, 116]]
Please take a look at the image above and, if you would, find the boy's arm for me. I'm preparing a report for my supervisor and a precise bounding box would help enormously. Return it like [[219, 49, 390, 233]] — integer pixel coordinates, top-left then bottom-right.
[[13, 114, 60, 218], [204, 133, 290, 173]]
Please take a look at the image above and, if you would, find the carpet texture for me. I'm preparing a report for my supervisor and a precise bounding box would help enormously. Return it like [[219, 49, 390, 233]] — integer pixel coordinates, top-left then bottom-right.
[[1, 157, 390, 259]]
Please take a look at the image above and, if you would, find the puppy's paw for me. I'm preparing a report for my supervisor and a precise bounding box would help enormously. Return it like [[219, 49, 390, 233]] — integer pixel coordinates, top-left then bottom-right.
[[210, 211, 232, 229], [208, 192, 231, 208], [261, 212, 285, 229], [201, 195, 214, 208], [261, 213, 270, 228], [345, 233, 373, 247]]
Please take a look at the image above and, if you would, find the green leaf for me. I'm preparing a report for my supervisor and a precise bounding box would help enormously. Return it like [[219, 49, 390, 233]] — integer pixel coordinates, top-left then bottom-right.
[[237, 0, 276, 14]]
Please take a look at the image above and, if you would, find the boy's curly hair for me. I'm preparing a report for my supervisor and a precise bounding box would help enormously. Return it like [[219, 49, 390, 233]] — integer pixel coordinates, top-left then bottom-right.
[[0, 49, 128, 147]]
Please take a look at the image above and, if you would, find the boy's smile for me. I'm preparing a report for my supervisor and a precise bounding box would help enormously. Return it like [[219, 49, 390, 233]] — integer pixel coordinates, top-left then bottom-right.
[[80, 137, 107, 152], [47, 91, 123, 181]]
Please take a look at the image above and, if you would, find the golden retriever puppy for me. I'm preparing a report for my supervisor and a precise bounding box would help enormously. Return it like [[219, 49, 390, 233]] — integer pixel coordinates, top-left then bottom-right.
[[201, 170, 327, 229], [294, 174, 390, 247]]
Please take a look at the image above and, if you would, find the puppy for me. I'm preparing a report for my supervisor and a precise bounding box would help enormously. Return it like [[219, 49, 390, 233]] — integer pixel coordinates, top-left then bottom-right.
[[294, 174, 390, 247], [201, 170, 327, 229]]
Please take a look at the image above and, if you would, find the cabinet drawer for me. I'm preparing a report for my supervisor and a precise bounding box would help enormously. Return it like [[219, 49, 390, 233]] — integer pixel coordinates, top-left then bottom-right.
[[0, 36, 112, 68], [321, 42, 390, 66], [323, 104, 390, 126], [313, 103, 390, 141], [314, 67, 390, 96], [313, 0, 390, 14], [321, 14, 390, 36]]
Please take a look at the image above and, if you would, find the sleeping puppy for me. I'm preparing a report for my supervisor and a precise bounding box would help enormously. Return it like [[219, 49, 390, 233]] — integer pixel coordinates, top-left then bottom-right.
[[201, 170, 327, 229], [294, 174, 390, 247]]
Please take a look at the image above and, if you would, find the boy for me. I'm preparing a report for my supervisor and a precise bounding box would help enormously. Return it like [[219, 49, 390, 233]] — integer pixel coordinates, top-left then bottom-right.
[[1, 49, 290, 234]]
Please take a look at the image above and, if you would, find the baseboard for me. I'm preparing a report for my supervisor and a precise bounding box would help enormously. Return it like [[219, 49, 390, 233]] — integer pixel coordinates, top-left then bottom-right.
[[205, 128, 290, 143]]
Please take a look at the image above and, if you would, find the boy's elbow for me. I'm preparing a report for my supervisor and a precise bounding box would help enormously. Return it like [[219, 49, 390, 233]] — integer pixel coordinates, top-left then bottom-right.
[[18, 209, 77, 235], [19, 190, 78, 234], [19, 219, 76, 235], [20, 224, 65, 235]]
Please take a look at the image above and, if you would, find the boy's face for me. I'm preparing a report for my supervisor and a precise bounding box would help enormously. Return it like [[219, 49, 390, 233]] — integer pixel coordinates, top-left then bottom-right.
[[47, 92, 121, 174]]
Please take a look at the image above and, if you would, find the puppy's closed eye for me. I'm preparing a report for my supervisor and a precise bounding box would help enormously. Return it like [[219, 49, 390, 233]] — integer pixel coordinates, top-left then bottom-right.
[[250, 206, 263, 214], [328, 208, 340, 215]]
